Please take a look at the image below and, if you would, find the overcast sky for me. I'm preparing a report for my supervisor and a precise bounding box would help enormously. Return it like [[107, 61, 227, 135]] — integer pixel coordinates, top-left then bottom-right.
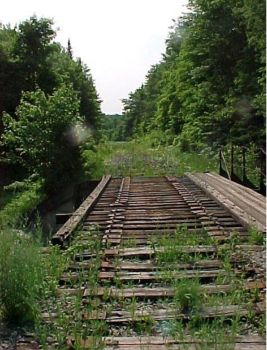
[[1, 0, 188, 114]]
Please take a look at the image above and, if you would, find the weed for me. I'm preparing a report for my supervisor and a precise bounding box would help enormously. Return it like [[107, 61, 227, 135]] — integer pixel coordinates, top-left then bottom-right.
[[257, 313, 266, 336], [248, 226, 265, 245], [192, 318, 238, 350], [155, 226, 214, 266], [0, 228, 44, 325], [228, 231, 241, 250], [173, 279, 202, 314], [135, 314, 155, 335]]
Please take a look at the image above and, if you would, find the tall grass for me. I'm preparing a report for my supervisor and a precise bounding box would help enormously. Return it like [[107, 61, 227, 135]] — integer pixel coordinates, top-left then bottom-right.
[[93, 141, 217, 177], [0, 226, 67, 327], [0, 229, 44, 325]]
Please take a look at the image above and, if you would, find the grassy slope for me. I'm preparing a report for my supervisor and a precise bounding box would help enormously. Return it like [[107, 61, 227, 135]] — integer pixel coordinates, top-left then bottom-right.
[[0, 181, 45, 228]]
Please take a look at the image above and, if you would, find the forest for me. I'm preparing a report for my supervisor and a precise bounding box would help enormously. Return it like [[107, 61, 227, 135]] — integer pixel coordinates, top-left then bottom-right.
[[118, 0, 266, 150], [0, 16, 101, 191], [0, 0, 266, 344], [1, 0, 266, 197]]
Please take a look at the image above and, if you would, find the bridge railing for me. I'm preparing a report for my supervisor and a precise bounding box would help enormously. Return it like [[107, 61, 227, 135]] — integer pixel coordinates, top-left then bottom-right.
[[219, 144, 266, 195]]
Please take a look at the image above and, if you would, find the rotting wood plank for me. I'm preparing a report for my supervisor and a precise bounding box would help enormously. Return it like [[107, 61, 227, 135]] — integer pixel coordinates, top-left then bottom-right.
[[98, 269, 227, 281], [73, 244, 263, 261], [70, 259, 221, 271], [82, 302, 265, 322], [44, 176, 266, 349], [51, 175, 112, 246], [81, 280, 265, 298], [187, 173, 266, 232], [103, 245, 218, 257], [59, 268, 229, 284], [66, 335, 266, 350]]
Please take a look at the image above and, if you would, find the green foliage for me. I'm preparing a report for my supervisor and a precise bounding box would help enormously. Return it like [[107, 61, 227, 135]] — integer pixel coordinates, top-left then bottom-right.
[[0, 180, 45, 228], [1, 85, 85, 189], [51, 48, 101, 132], [0, 229, 44, 325], [100, 114, 125, 141], [248, 226, 265, 245], [0, 222, 68, 328], [13, 16, 56, 93], [0, 16, 101, 189], [80, 139, 105, 180], [0, 25, 22, 122], [120, 0, 265, 150], [93, 141, 217, 178], [173, 279, 201, 314]]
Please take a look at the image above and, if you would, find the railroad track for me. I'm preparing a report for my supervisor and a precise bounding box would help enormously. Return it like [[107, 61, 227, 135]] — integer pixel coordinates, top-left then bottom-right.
[[20, 175, 265, 349]]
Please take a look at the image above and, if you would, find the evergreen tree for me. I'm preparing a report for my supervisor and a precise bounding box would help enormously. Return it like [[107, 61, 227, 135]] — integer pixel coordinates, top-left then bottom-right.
[[67, 38, 73, 59]]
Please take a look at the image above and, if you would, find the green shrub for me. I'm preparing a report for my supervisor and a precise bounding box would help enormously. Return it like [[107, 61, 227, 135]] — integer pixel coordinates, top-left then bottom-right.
[[0, 180, 45, 228], [0, 229, 44, 325], [248, 226, 265, 245], [173, 279, 201, 314], [1, 85, 85, 190]]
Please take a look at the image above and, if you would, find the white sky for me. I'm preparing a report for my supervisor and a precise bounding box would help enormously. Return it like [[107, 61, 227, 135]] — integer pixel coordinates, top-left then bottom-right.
[[1, 0, 188, 114]]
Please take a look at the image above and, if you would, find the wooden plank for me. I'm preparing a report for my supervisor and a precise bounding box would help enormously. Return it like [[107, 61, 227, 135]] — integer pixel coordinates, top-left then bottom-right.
[[74, 244, 263, 260], [187, 173, 266, 232], [83, 302, 265, 322], [83, 280, 265, 298], [102, 335, 265, 345], [101, 345, 264, 350], [103, 245, 218, 257], [66, 334, 266, 350], [99, 269, 225, 281], [60, 268, 228, 284], [99, 258, 245, 271], [52, 175, 112, 246]]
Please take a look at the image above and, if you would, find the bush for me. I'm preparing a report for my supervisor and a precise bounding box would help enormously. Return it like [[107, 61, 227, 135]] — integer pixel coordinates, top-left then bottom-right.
[[173, 279, 201, 314], [1, 85, 84, 190], [0, 229, 44, 325], [0, 180, 45, 228], [248, 226, 265, 245]]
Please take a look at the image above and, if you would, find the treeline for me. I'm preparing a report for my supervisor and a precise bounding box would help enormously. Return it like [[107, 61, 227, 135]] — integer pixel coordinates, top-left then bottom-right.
[[121, 0, 266, 150], [0, 16, 101, 191], [100, 114, 125, 141]]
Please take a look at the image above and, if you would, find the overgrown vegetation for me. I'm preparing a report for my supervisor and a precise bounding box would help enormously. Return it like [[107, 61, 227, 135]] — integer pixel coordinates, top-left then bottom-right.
[[0, 229, 44, 325], [118, 0, 265, 151], [152, 225, 264, 345], [0, 16, 101, 194], [0, 3, 265, 347], [0, 226, 67, 326], [36, 227, 106, 349], [0, 179, 45, 228], [94, 141, 217, 177]]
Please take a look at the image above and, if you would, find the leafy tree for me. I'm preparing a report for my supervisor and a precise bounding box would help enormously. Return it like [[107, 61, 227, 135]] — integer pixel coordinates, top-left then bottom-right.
[[0, 25, 23, 124], [48, 46, 101, 134], [121, 0, 265, 149], [0, 16, 102, 186], [1, 85, 85, 190], [100, 114, 125, 141], [12, 16, 56, 93]]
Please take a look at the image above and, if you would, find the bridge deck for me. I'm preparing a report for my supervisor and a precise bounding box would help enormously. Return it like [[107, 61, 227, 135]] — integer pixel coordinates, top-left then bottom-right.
[[27, 175, 266, 349], [188, 172, 266, 232]]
